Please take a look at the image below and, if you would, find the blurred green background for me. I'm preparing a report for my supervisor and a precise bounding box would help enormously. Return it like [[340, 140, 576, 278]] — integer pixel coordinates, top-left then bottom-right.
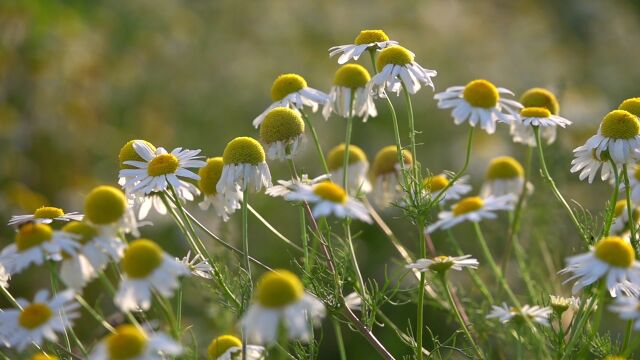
[[1, 0, 640, 358]]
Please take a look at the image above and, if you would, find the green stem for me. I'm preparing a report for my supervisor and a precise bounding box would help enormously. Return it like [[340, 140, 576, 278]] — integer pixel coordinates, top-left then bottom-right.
[[623, 334, 640, 357], [345, 222, 367, 319], [416, 217, 426, 360], [603, 160, 620, 237], [562, 287, 599, 359], [176, 282, 183, 334], [402, 82, 420, 189], [287, 156, 311, 273], [242, 188, 252, 287], [98, 272, 142, 328], [622, 164, 638, 247], [0, 285, 21, 309], [47, 261, 72, 353], [591, 280, 607, 335], [343, 112, 354, 191], [300, 109, 330, 175], [623, 319, 633, 352], [74, 294, 115, 333], [430, 127, 475, 205], [332, 318, 348, 360], [440, 275, 484, 359]]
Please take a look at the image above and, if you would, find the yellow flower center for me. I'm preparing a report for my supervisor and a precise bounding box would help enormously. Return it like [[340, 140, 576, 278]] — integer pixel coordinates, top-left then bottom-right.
[[333, 64, 371, 89], [372, 145, 412, 176], [62, 221, 98, 245], [614, 200, 630, 218], [376, 45, 414, 73], [313, 182, 348, 204], [106, 325, 148, 360], [122, 239, 164, 278], [260, 107, 305, 144], [594, 236, 635, 268], [520, 88, 559, 115], [423, 175, 449, 192], [19, 303, 52, 329], [29, 353, 59, 360], [463, 79, 499, 108], [452, 196, 484, 216], [16, 223, 53, 251], [147, 153, 179, 177], [208, 335, 242, 359], [354, 29, 390, 45], [486, 156, 524, 180], [327, 143, 367, 170], [255, 269, 304, 308], [84, 185, 127, 225], [223, 137, 265, 165], [428, 256, 454, 272], [603, 356, 627, 360], [619, 97, 640, 117], [33, 206, 64, 219], [271, 74, 307, 102], [520, 107, 551, 118], [600, 110, 640, 140], [199, 157, 224, 195], [118, 140, 156, 170]]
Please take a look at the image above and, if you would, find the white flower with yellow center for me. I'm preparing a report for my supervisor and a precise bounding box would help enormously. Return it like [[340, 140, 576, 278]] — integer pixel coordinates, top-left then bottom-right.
[[610, 200, 640, 236], [240, 270, 325, 344], [178, 251, 213, 279], [326, 143, 371, 194], [369, 45, 436, 96], [570, 144, 615, 183], [266, 174, 331, 198], [253, 73, 328, 128], [89, 324, 182, 360], [620, 164, 640, 203], [328, 29, 398, 64], [609, 296, 640, 330], [8, 206, 83, 227], [406, 255, 479, 274], [260, 107, 305, 160], [559, 236, 640, 296], [285, 182, 372, 223], [84, 185, 140, 237], [207, 335, 265, 360], [0, 223, 79, 275], [323, 64, 377, 122], [370, 146, 412, 207], [510, 107, 571, 145], [509, 88, 564, 146], [0, 289, 79, 351], [426, 195, 515, 233], [549, 295, 580, 315], [115, 239, 189, 311], [486, 303, 551, 327], [199, 157, 241, 222], [582, 110, 640, 165], [480, 156, 531, 199], [434, 79, 522, 134], [422, 174, 471, 204]]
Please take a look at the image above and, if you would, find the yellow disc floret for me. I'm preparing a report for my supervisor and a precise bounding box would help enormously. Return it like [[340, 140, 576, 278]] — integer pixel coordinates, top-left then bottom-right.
[[486, 156, 524, 180], [16, 223, 53, 251], [333, 64, 371, 89], [520, 107, 551, 118], [223, 137, 265, 165], [376, 45, 414, 73], [29, 353, 59, 360], [147, 153, 179, 177], [199, 157, 224, 195], [208, 335, 242, 359], [313, 182, 348, 204], [106, 325, 148, 360], [62, 222, 98, 245], [271, 74, 307, 102], [33, 206, 64, 219], [84, 185, 127, 225], [428, 256, 454, 273], [423, 175, 449, 192], [119, 140, 156, 170], [594, 236, 635, 268], [327, 144, 368, 170], [372, 146, 412, 176], [122, 239, 164, 278], [255, 269, 304, 308], [354, 29, 390, 45], [19, 303, 52, 329], [619, 98, 640, 117], [520, 88, 559, 115], [452, 196, 484, 216], [463, 79, 499, 109], [260, 107, 305, 144], [600, 110, 640, 140]]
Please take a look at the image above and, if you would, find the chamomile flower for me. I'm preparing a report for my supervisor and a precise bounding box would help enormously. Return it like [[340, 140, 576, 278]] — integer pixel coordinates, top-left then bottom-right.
[[323, 64, 377, 122], [0, 289, 79, 351], [582, 110, 640, 165], [620, 164, 640, 203], [207, 335, 265, 360], [0, 264, 8, 289], [89, 324, 182, 360], [570, 144, 615, 183], [252, 74, 328, 128], [179, 251, 213, 279], [369, 45, 436, 96], [259, 107, 305, 160], [370, 145, 412, 207], [266, 174, 331, 198], [609, 296, 640, 330], [610, 200, 640, 236], [84, 185, 139, 237], [328, 29, 397, 64], [559, 236, 640, 296], [115, 239, 189, 311], [619, 97, 640, 117], [426, 195, 515, 233], [549, 295, 580, 315], [199, 157, 241, 222], [509, 88, 564, 146], [511, 107, 571, 144], [480, 156, 530, 199], [422, 174, 471, 204], [326, 143, 371, 194], [406, 255, 479, 274], [240, 270, 325, 344], [486, 303, 552, 326], [118, 139, 157, 183], [0, 223, 79, 275], [285, 182, 372, 223], [434, 79, 522, 134], [8, 206, 83, 227]]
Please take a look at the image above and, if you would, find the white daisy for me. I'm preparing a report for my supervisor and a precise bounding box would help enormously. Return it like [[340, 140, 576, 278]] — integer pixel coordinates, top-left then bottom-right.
[[253, 73, 328, 128], [407, 255, 479, 274], [559, 236, 640, 296], [549, 295, 580, 314], [610, 200, 639, 236], [0, 289, 79, 351], [422, 174, 471, 204], [323, 64, 377, 122], [240, 270, 325, 344], [259, 107, 305, 161], [486, 303, 552, 326], [8, 206, 83, 227], [84, 185, 141, 237], [328, 29, 397, 64], [284, 182, 372, 223], [216, 137, 272, 204], [369, 45, 436, 96], [266, 174, 331, 198], [89, 324, 182, 360], [609, 296, 640, 330], [370, 146, 412, 207], [509, 88, 563, 147], [620, 164, 640, 203], [326, 143, 371, 194], [198, 157, 242, 222], [434, 79, 522, 134], [178, 251, 213, 279], [426, 195, 515, 233], [570, 143, 615, 183], [207, 335, 265, 360], [581, 110, 640, 165], [480, 156, 531, 199], [115, 239, 189, 311], [511, 120, 558, 147]]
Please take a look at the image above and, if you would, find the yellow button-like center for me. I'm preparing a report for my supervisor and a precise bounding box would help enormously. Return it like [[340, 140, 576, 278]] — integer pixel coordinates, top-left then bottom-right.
[[119, 140, 156, 170], [147, 153, 179, 177], [520, 88, 559, 115], [600, 110, 640, 140], [372, 145, 412, 176], [260, 107, 305, 144], [16, 223, 53, 251], [452, 196, 484, 216], [33, 206, 64, 219], [594, 236, 635, 268], [29, 353, 59, 360], [463, 79, 499, 109], [223, 137, 266, 165], [354, 29, 389, 45], [122, 239, 164, 278], [62, 221, 98, 245], [486, 156, 524, 180], [84, 185, 127, 225], [326, 143, 367, 170], [199, 157, 224, 195], [208, 335, 242, 359], [376, 45, 414, 73], [619, 97, 640, 117], [255, 269, 304, 308], [520, 107, 551, 118], [333, 64, 371, 89], [271, 74, 307, 102], [106, 325, 147, 360], [19, 303, 52, 329], [423, 175, 449, 192], [313, 182, 348, 204]]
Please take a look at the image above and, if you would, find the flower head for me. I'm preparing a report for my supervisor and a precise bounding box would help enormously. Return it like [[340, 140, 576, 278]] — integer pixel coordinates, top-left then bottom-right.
[[549, 295, 579, 315], [609, 296, 640, 331], [207, 334, 265, 360], [285, 182, 372, 223], [84, 185, 139, 236], [487, 303, 552, 326], [328, 29, 397, 64], [582, 110, 640, 165], [619, 97, 640, 117], [327, 143, 371, 194], [406, 255, 479, 274], [427, 194, 515, 233], [422, 174, 471, 204], [570, 144, 615, 183], [369, 45, 436, 96], [480, 156, 530, 199], [610, 200, 640, 236], [90, 324, 182, 360], [217, 138, 272, 203], [323, 64, 377, 122], [198, 157, 241, 222], [179, 251, 214, 279], [260, 107, 305, 160], [370, 146, 412, 207], [8, 206, 83, 227]]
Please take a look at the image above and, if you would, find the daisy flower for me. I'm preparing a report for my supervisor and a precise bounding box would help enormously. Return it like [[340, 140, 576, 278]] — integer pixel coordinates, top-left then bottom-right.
[[570, 144, 615, 183], [426, 195, 515, 233], [252, 73, 328, 128], [0, 289, 79, 351], [370, 145, 412, 207], [118, 139, 157, 184], [582, 110, 640, 165], [326, 143, 371, 194], [486, 303, 552, 326], [115, 239, 189, 311], [480, 156, 531, 199], [434, 79, 522, 134], [207, 335, 265, 360], [620, 164, 640, 203], [328, 29, 397, 64], [259, 107, 305, 160], [179, 251, 213, 279], [84, 185, 139, 237], [240, 269, 325, 344], [285, 181, 372, 223], [0, 223, 79, 275], [609, 295, 640, 330], [89, 324, 182, 360], [8, 206, 83, 227], [422, 174, 471, 204], [369, 45, 436, 96], [266, 174, 330, 198], [559, 236, 640, 296], [619, 97, 640, 118], [549, 295, 580, 315], [323, 64, 377, 122], [610, 200, 640, 236], [509, 88, 563, 147], [199, 157, 241, 222], [406, 255, 479, 274]]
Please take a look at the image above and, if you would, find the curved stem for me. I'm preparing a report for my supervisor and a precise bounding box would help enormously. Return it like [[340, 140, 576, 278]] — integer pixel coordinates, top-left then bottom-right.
[[343, 113, 354, 191], [345, 222, 367, 319], [622, 164, 637, 247], [440, 275, 484, 359], [332, 318, 348, 360], [241, 188, 252, 287], [416, 218, 427, 360], [300, 109, 330, 175], [603, 160, 620, 236], [430, 127, 475, 205]]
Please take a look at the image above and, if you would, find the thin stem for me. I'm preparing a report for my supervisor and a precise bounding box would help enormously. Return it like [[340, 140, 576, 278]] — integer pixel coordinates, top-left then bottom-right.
[[287, 156, 311, 273], [343, 111, 354, 191], [332, 318, 348, 360], [562, 287, 599, 359], [623, 334, 640, 357], [176, 282, 183, 334], [623, 319, 633, 352], [603, 160, 620, 237], [248, 205, 304, 253], [0, 286, 21, 309], [242, 188, 252, 287], [416, 218, 426, 360], [300, 109, 330, 175], [430, 127, 475, 205], [402, 82, 420, 187], [440, 275, 484, 359], [622, 164, 638, 246], [591, 280, 607, 335], [98, 272, 142, 328], [47, 261, 72, 353], [345, 222, 367, 319], [74, 294, 115, 333]]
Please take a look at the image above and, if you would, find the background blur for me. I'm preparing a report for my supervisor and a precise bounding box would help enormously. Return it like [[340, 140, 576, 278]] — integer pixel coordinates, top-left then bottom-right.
[[1, 0, 640, 358]]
